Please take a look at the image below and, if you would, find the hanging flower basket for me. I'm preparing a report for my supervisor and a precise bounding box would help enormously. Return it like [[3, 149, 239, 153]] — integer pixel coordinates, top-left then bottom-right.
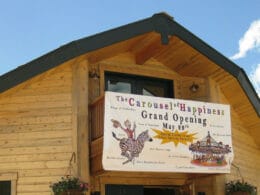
[[50, 175, 88, 195], [225, 180, 257, 195]]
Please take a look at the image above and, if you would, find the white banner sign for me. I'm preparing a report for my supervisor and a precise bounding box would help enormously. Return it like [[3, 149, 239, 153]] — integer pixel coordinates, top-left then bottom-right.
[[102, 91, 233, 173]]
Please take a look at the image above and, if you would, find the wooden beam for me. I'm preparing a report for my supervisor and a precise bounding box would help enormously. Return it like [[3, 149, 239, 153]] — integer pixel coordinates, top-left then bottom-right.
[[72, 59, 90, 183], [86, 36, 141, 64], [131, 34, 166, 65], [100, 176, 186, 185]]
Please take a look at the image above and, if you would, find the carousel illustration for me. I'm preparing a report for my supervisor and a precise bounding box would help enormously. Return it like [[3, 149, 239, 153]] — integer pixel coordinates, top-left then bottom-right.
[[189, 131, 231, 166]]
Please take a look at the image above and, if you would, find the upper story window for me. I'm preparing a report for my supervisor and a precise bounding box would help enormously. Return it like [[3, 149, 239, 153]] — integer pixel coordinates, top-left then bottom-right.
[[105, 72, 173, 98]]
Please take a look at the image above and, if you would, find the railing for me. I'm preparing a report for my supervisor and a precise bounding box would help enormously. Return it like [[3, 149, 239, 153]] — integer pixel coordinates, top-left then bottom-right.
[[89, 96, 105, 173], [89, 96, 104, 141]]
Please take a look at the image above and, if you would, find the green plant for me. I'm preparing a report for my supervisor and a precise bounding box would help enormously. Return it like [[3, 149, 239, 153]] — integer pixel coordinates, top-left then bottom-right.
[[50, 175, 88, 195], [225, 180, 257, 195]]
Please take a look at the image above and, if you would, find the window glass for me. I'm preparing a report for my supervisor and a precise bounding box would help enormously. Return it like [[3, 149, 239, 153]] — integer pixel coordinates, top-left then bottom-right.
[[107, 80, 131, 94], [105, 72, 173, 98], [142, 84, 165, 97], [0, 181, 11, 195]]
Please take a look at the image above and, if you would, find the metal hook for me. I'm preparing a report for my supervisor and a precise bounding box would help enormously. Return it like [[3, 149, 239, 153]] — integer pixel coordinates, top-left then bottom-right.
[[69, 152, 76, 166]]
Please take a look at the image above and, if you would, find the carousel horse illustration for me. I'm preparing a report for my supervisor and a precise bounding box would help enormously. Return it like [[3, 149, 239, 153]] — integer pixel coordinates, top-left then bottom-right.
[[111, 119, 153, 164]]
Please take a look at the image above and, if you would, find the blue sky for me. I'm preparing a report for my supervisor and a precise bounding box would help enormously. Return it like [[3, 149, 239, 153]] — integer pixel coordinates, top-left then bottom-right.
[[0, 1, 259, 96]]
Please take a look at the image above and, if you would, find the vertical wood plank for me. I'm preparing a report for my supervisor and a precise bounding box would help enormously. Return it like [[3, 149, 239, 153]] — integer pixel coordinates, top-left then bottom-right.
[[212, 175, 225, 195], [72, 60, 90, 184], [11, 179, 17, 195]]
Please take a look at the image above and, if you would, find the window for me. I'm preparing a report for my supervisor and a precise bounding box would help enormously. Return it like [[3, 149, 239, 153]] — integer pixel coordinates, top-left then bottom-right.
[[0, 181, 11, 195], [105, 72, 173, 98], [0, 173, 17, 195], [105, 185, 179, 195]]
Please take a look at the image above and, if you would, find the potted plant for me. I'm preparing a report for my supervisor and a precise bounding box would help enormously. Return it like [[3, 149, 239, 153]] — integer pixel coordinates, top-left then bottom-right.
[[225, 180, 257, 195], [50, 175, 88, 195]]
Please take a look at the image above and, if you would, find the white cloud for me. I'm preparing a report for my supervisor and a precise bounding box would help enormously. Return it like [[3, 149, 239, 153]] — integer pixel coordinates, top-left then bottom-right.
[[230, 19, 260, 60], [249, 63, 260, 97]]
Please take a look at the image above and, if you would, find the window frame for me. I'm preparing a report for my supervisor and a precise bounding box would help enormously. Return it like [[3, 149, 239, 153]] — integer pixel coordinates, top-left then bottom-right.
[[105, 71, 174, 98]]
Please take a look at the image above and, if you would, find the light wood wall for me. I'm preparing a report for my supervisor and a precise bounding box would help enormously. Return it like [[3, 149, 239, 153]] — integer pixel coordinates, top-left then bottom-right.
[[227, 111, 260, 190], [0, 62, 75, 195], [209, 79, 260, 193]]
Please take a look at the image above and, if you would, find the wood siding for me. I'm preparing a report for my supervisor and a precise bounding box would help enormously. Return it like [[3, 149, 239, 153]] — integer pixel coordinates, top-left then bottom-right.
[[227, 111, 260, 189], [209, 79, 260, 191], [0, 63, 74, 195]]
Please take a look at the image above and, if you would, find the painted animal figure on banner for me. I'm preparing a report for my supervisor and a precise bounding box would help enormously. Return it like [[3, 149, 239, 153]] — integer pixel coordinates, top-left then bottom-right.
[[112, 130, 153, 164], [111, 119, 136, 139]]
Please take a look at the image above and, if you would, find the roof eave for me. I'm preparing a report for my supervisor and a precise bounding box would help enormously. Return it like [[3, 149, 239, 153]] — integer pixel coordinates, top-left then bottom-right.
[[165, 19, 260, 117], [0, 12, 259, 116], [0, 16, 155, 93]]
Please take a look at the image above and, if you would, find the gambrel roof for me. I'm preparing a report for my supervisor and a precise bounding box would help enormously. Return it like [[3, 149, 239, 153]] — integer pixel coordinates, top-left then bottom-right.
[[0, 13, 259, 117]]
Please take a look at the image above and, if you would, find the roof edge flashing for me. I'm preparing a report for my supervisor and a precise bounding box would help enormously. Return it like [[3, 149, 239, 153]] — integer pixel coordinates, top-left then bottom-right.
[[152, 12, 174, 21], [0, 12, 259, 118], [151, 12, 175, 44], [237, 69, 260, 117]]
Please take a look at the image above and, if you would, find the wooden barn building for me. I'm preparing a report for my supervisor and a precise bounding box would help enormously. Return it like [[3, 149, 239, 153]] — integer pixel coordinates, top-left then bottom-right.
[[0, 13, 259, 195]]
